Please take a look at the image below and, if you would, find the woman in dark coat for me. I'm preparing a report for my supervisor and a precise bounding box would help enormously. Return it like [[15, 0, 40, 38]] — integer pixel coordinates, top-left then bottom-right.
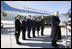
[[40, 16, 45, 36], [22, 17, 27, 40], [51, 11, 62, 47], [36, 18, 41, 37]]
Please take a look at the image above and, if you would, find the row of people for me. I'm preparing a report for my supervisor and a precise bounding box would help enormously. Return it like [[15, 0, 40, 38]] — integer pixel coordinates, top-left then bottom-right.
[[14, 10, 70, 48], [14, 15, 45, 45]]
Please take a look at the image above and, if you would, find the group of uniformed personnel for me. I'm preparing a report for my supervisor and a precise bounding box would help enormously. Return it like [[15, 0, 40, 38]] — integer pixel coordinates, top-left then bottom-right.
[[14, 15, 45, 45]]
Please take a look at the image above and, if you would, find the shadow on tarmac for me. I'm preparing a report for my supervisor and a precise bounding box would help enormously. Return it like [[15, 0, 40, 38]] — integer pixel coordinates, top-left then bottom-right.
[[19, 35, 65, 48], [1, 26, 70, 48]]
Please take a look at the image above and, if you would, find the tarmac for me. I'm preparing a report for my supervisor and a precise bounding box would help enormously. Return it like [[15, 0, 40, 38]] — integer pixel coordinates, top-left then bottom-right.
[[1, 24, 71, 48]]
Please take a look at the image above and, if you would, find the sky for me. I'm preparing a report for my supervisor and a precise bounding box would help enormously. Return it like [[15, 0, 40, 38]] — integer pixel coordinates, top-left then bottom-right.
[[5, 1, 71, 14]]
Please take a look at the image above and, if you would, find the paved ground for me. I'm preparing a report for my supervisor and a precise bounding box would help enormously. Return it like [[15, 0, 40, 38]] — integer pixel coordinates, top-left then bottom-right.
[[1, 24, 71, 48]]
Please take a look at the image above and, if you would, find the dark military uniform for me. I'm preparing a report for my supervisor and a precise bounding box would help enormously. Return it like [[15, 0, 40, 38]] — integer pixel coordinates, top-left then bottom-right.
[[27, 18, 32, 38], [22, 20, 27, 40], [32, 19, 36, 37]]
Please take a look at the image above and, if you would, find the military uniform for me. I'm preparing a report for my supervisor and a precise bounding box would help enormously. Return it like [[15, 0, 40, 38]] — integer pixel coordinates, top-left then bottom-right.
[[27, 18, 32, 38], [32, 19, 36, 37], [22, 20, 27, 40]]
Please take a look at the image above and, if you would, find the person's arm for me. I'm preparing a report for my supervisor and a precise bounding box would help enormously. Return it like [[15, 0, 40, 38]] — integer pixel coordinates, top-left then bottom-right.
[[27, 19, 29, 26], [21, 21, 23, 29], [53, 17, 60, 26], [15, 20, 19, 33], [26, 21, 28, 27], [31, 20, 33, 27]]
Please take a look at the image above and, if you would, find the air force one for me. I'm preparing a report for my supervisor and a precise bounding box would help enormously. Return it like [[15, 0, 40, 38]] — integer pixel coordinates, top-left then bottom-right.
[[1, 1, 51, 25], [1, 1, 50, 24], [1, 1, 50, 18], [1, 1, 71, 25]]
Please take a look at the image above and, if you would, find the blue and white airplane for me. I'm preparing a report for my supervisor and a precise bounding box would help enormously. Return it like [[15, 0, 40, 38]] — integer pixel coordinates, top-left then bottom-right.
[[1, 1, 50, 21], [1, 1, 51, 25], [1, 1, 71, 25]]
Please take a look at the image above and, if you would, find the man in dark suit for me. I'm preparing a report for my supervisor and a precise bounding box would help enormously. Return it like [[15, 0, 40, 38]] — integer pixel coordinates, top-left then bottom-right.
[[15, 15, 21, 45], [32, 17, 36, 38], [27, 15, 32, 38], [22, 17, 27, 40], [51, 11, 62, 48], [41, 16, 45, 36]]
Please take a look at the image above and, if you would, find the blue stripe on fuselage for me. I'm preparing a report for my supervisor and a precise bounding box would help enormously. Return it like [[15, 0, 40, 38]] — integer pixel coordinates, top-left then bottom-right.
[[1, 1, 49, 15]]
